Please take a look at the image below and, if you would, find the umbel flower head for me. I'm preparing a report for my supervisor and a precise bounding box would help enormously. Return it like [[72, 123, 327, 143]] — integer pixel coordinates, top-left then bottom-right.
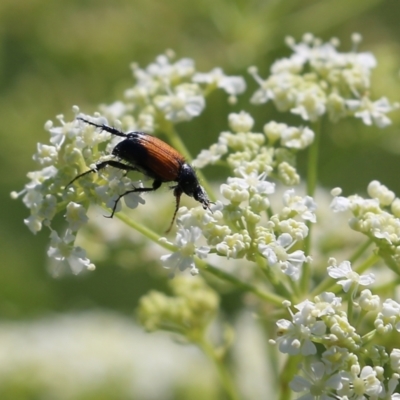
[[11, 52, 246, 274], [249, 33, 398, 126]]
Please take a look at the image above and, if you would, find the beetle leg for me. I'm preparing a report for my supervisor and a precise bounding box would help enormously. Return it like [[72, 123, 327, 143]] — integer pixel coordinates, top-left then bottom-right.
[[165, 186, 183, 233], [66, 161, 138, 188], [105, 179, 162, 219]]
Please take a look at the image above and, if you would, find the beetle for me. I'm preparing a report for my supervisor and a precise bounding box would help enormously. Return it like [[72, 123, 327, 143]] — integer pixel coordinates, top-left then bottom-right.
[[68, 117, 211, 232]]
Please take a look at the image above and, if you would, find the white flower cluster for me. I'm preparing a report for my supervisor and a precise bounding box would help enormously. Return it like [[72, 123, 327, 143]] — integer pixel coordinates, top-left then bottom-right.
[[124, 53, 245, 127], [193, 111, 314, 186], [12, 54, 246, 274], [11, 110, 147, 274], [249, 33, 398, 126], [273, 261, 400, 399], [154, 109, 319, 279], [161, 182, 316, 281], [332, 180, 400, 266], [158, 106, 318, 278]]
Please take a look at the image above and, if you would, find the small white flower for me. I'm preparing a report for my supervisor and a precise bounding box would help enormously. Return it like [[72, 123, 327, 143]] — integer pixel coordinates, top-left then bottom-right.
[[280, 126, 315, 149], [259, 233, 307, 280], [391, 198, 400, 218], [327, 92, 347, 122], [160, 227, 209, 276], [47, 230, 95, 275], [32, 144, 59, 165], [342, 365, 383, 398], [327, 260, 375, 292], [330, 195, 350, 212], [228, 111, 254, 133], [220, 179, 250, 204], [367, 180, 395, 206], [229, 170, 275, 196], [381, 299, 400, 318], [193, 67, 246, 96], [146, 55, 195, 80], [263, 121, 288, 143], [215, 233, 249, 259], [24, 215, 43, 234], [26, 166, 59, 190], [375, 299, 400, 334], [278, 218, 309, 241], [290, 362, 343, 400], [358, 289, 380, 312], [346, 96, 395, 128], [388, 374, 400, 400], [154, 84, 205, 122], [123, 190, 146, 210], [192, 141, 228, 168], [99, 101, 129, 119], [277, 162, 300, 186], [65, 202, 89, 231], [247, 66, 272, 104], [390, 349, 400, 373], [46, 114, 83, 147], [94, 175, 145, 214], [283, 189, 317, 223], [312, 292, 342, 317], [75, 115, 111, 148], [290, 86, 327, 122], [276, 303, 326, 355]]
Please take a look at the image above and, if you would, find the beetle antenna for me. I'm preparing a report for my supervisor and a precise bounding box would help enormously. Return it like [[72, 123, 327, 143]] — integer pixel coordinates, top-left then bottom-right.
[[77, 117, 127, 138]]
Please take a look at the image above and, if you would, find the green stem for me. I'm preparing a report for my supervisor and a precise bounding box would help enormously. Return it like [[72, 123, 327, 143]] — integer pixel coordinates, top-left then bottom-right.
[[301, 120, 321, 293], [354, 309, 367, 331], [362, 329, 377, 344], [347, 290, 354, 320], [278, 355, 301, 400], [349, 239, 373, 264], [378, 247, 400, 276], [114, 211, 176, 252], [115, 210, 283, 303], [256, 257, 295, 302], [199, 260, 285, 306], [198, 338, 239, 400], [300, 225, 312, 295], [309, 275, 337, 299], [306, 120, 321, 198], [373, 277, 400, 296], [353, 252, 380, 274]]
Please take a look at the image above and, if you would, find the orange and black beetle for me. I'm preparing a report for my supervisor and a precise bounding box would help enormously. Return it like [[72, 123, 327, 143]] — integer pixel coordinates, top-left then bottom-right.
[[68, 117, 211, 231]]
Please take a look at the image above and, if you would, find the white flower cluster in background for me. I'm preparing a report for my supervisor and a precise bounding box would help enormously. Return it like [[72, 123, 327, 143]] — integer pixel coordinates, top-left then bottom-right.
[[124, 53, 245, 127], [332, 181, 400, 264], [249, 33, 398, 126], [0, 311, 217, 400]]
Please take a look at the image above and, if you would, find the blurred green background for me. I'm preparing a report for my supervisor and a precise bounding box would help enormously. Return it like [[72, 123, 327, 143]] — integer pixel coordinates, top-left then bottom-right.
[[0, 0, 400, 396]]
